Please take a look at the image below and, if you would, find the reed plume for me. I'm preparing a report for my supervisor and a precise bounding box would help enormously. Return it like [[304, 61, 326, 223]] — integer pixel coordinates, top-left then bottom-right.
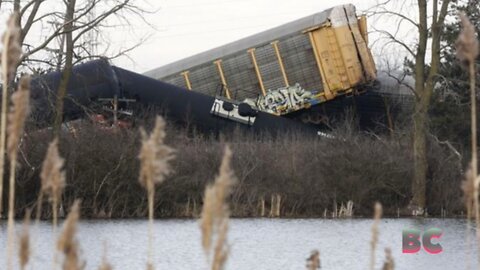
[[0, 12, 21, 220], [370, 202, 382, 270], [2, 13, 22, 270], [1, 12, 21, 84], [211, 219, 229, 270], [18, 210, 31, 270], [306, 250, 320, 270], [38, 138, 66, 228], [98, 243, 112, 270], [5, 76, 29, 270], [6, 75, 30, 226], [57, 200, 84, 270], [457, 12, 480, 265], [19, 209, 31, 270], [200, 145, 236, 270], [38, 139, 66, 270], [7, 76, 30, 157], [138, 116, 175, 269], [99, 261, 113, 270], [381, 248, 394, 270], [456, 13, 479, 67]]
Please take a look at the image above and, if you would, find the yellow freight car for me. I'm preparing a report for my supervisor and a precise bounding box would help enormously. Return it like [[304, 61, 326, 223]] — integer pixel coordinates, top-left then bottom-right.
[[145, 4, 377, 116]]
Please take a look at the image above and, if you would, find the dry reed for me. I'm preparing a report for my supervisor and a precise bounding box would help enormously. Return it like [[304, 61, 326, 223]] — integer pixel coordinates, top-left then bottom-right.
[[200, 145, 236, 270], [306, 250, 320, 270], [462, 163, 475, 219], [19, 209, 31, 270], [6, 75, 29, 270], [57, 200, 84, 270], [38, 138, 66, 270], [456, 13, 479, 66], [6, 76, 30, 231], [370, 202, 382, 270], [212, 219, 229, 270], [7, 75, 30, 158], [457, 12, 480, 266], [38, 138, 66, 227], [138, 116, 174, 269], [1, 12, 21, 84], [2, 12, 22, 270], [99, 260, 113, 270], [462, 162, 475, 269], [381, 247, 394, 270], [0, 12, 21, 218], [337, 200, 354, 218], [98, 243, 113, 270]]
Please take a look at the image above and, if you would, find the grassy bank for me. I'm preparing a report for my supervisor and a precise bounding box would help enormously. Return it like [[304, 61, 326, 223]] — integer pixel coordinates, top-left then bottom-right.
[[5, 116, 462, 219]]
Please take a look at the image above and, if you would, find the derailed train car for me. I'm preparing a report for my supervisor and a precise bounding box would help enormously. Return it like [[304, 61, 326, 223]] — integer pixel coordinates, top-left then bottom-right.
[[30, 59, 320, 136], [29, 4, 390, 135], [145, 4, 379, 120]]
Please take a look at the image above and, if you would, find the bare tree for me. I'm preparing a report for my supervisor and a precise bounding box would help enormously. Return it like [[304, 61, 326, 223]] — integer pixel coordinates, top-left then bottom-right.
[[53, 0, 76, 134], [0, 0, 151, 72], [412, 0, 451, 214], [0, 0, 152, 216], [368, 0, 452, 214], [1, 0, 152, 132], [51, 0, 152, 134]]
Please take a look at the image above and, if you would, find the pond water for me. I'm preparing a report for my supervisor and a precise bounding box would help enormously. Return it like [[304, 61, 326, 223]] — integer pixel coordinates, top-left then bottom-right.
[[0, 218, 476, 269]]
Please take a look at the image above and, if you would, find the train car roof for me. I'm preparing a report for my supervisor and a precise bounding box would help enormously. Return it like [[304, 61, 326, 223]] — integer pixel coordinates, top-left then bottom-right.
[[144, 4, 355, 80]]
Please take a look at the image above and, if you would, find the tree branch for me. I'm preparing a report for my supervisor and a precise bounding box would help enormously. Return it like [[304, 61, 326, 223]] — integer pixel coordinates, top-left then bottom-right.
[[21, 0, 44, 42], [371, 27, 416, 57]]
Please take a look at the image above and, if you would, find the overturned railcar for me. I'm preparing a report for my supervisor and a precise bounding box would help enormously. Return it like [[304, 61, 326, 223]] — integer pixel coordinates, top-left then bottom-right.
[[145, 4, 378, 117], [30, 59, 320, 136], [29, 4, 390, 135]]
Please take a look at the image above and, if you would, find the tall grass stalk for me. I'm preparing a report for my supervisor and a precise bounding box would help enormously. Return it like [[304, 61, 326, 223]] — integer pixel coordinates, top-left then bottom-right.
[[370, 202, 382, 270], [381, 248, 394, 270], [40, 138, 66, 229], [2, 12, 22, 270], [200, 145, 236, 270], [306, 250, 320, 270], [39, 138, 66, 269], [19, 210, 31, 270], [5, 75, 30, 269], [0, 12, 21, 220], [138, 116, 174, 269], [98, 242, 113, 270], [57, 200, 83, 270], [462, 163, 475, 269], [456, 12, 479, 266]]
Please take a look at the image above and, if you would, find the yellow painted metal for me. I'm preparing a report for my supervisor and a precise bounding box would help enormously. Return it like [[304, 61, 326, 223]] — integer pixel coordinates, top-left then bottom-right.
[[213, 60, 232, 99], [357, 15, 368, 44], [348, 19, 377, 81], [271, 41, 289, 87], [305, 14, 377, 101], [180, 71, 192, 90], [169, 9, 376, 113], [331, 25, 364, 86], [247, 48, 267, 96], [307, 30, 334, 100]]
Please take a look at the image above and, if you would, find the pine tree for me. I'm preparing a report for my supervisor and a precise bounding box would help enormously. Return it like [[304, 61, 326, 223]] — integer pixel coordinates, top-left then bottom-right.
[[430, 0, 479, 148]]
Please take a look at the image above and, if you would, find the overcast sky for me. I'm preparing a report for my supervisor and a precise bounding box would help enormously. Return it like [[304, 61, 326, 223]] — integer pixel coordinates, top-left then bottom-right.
[[111, 0, 413, 73], [0, 0, 419, 74]]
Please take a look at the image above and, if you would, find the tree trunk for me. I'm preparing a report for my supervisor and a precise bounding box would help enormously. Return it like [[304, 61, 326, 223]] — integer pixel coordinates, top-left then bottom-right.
[[410, 0, 450, 214], [412, 103, 427, 211], [54, 0, 76, 135], [411, 0, 428, 213]]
